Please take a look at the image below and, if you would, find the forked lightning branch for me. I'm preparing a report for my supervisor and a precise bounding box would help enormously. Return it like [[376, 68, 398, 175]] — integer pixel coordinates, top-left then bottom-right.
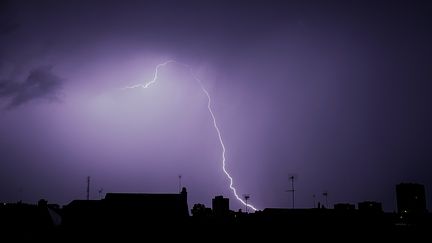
[[124, 60, 258, 211]]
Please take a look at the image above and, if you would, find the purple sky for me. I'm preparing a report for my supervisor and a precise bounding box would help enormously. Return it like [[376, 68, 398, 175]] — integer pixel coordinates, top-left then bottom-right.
[[0, 0, 431, 211]]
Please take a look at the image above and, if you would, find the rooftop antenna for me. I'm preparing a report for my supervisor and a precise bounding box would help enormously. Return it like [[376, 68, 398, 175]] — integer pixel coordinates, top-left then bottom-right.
[[285, 173, 298, 209], [86, 176, 90, 200], [98, 188, 103, 199], [178, 174, 182, 193], [323, 191, 329, 208], [243, 194, 250, 213]]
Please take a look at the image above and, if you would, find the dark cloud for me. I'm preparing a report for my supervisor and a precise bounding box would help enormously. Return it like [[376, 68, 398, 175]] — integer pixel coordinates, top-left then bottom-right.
[[0, 0, 19, 36], [0, 66, 63, 109], [0, 22, 19, 36]]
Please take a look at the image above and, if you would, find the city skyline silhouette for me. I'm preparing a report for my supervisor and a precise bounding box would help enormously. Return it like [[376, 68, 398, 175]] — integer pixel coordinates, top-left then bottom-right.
[[0, 182, 430, 239]]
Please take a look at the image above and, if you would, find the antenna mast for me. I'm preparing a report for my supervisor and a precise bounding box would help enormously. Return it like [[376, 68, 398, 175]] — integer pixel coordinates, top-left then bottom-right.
[[243, 194, 250, 213], [86, 176, 90, 200], [178, 174, 182, 193], [285, 175, 297, 208], [98, 188, 103, 199], [323, 191, 329, 208]]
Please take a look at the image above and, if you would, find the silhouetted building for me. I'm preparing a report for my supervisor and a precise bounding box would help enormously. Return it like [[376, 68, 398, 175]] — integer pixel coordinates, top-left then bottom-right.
[[63, 187, 189, 228], [0, 201, 60, 230], [104, 187, 189, 218], [191, 203, 212, 217], [358, 201, 382, 213], [396, 183, 427, 214], [334, 203, 355, 211], [212, 195, 229, 216]]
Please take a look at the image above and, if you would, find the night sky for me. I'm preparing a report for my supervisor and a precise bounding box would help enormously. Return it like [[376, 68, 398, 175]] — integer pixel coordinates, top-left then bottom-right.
[[1, 0, 431, 211]]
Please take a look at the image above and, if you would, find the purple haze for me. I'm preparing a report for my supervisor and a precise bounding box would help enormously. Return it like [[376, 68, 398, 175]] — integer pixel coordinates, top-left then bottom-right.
[[0, 1, 431, 211]]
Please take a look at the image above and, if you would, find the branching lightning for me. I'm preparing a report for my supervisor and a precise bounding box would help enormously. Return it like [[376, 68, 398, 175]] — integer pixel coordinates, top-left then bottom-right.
[[124, 60, 258, 211]]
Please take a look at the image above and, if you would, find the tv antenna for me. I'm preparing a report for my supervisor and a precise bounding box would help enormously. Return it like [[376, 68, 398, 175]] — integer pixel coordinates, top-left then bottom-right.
[[98, 188, 104, 199], [322, 191, 329, 208], [86, 176, 90, 200], [178, 174, 182, 193], [243, 194, 250, 213], [285, 173, 298, 208]]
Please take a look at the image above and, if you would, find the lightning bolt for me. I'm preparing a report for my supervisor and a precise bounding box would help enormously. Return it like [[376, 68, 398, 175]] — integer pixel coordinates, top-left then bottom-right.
[[124, 60, 258, 211]]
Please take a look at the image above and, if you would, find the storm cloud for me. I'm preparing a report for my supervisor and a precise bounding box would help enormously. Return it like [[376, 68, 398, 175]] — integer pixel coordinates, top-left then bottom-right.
[[0, 66, 63, 109]]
